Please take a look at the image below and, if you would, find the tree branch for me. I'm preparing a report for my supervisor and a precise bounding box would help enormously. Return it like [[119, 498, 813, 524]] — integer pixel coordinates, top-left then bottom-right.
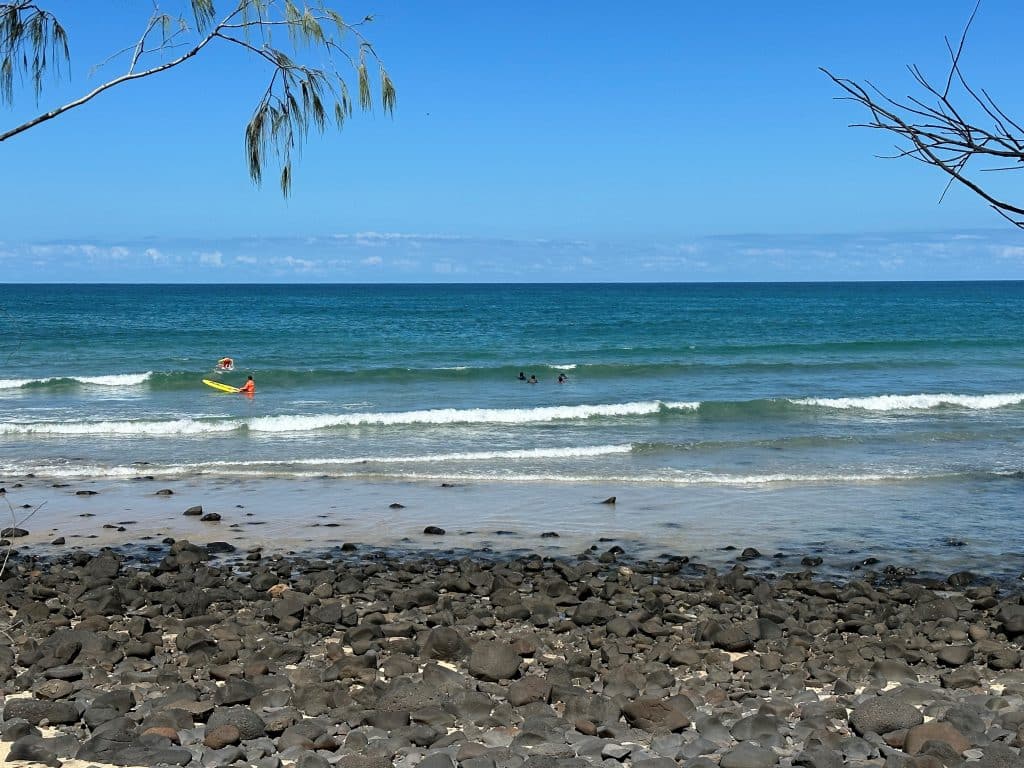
[[822, 3, 1024, 228], [1, 1, 396, 195]]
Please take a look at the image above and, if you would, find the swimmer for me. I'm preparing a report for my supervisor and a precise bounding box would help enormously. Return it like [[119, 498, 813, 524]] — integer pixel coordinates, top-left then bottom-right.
[[528, 374, 538, 384]]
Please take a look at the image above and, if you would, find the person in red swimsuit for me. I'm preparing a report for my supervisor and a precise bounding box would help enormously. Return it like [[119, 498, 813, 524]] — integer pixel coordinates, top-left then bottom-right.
[[238, 375, 255, 395]]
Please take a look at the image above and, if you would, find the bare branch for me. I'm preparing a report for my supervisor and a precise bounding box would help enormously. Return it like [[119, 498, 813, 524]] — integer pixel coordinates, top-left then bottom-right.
[[822, 3, 1024, 228]]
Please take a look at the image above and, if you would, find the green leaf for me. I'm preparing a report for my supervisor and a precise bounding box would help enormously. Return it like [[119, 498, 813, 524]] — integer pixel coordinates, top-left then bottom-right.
[[190, 0, 216, 33]]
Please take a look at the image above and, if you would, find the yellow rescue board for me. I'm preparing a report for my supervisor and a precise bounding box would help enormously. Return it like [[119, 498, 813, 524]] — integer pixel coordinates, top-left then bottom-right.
[[202, 378, 240, 393]]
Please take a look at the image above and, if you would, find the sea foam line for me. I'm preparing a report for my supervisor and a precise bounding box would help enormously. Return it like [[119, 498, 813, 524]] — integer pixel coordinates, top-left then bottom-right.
[[0, 418, 240, 436], [0, 401, 699, 436], [245, 400, 700, 432], [792, 392, 1024, 411], [0, 372, 153, 389], [185, 444, 635, 467], [0, 466, 945, 485], [1, 444, 636, 478]]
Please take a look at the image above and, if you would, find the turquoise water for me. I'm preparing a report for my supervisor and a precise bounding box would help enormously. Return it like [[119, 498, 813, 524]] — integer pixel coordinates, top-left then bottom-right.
[[1, 283, 1023, 576]]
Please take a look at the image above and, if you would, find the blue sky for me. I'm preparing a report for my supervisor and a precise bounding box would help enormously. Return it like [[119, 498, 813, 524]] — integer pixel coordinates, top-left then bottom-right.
[[2, 0, 1023, 282]]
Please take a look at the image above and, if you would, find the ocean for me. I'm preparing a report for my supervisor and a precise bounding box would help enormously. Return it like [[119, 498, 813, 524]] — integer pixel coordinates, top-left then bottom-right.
[[1, 282, 1022, 581]]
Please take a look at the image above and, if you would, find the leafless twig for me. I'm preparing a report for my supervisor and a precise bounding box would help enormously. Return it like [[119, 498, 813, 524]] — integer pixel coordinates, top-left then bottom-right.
[[822, 1, 1024, 228]]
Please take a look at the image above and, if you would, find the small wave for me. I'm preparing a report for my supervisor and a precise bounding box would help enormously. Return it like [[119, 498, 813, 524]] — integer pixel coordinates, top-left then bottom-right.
[[0, 418, 240, 436], [76, 372, 153, 386], [331, 469, 955, 486], [0, 378, 38, 390], [793, 393, 1024, 411], [11, 444, 637, 478], [192, 444, 635, 467], [0, 401, 698, 437], [246, 400, 700, 432], [0, 372, 153, 390], [548, 363, 577, 370], [3, 462, 958, 485]]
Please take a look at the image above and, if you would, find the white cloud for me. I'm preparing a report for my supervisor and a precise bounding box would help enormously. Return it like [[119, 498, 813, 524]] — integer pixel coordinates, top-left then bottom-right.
[[361, 255, 383, 266], [274, 256, 315, 271], [738, 247, 787, 257], [199, 250, 223, 267], [145, 248, 165, 263], [994, 245, 1024, 260]]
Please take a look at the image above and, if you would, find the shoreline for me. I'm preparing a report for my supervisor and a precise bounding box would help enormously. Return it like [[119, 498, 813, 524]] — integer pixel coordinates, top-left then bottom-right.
[[2, 473, 1024, 590]]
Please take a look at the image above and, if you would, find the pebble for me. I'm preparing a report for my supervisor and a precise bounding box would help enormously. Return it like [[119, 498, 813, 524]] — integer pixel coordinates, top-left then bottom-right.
[[0, 541, 1019, 768]]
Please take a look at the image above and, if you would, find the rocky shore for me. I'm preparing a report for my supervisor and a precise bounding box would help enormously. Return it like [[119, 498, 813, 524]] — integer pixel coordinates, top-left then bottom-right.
[[1, 540, 1023, 768]]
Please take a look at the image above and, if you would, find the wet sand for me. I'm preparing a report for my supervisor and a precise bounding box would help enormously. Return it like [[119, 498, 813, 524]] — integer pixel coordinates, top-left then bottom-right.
[[2, 473, 1023, 586]]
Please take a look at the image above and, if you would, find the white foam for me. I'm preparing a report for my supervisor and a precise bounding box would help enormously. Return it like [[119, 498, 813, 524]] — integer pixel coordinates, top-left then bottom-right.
[[0, 401, 696, 437], [0, 372, 152, 389], [0, 418, 240, 436], [191, 444, 636, 468], [4, 461, 940, 486], [336, 470, 935, 486], [246, 400, 698, 432], [75, 372, 153, 386], [548, 364, 577, 370], [0, 378, 41, 389], [5, 445, 637, 479], [793, 392, 1024, 411]]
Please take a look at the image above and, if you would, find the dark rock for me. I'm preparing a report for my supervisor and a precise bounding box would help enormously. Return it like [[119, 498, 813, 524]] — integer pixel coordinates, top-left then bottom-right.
[[468, 641, 520, 681], [76, 732, 192, 766], [8, 737, 62, 767], [0, 527, 28, 537], [423, 525, 445, 535], [205, 729, 241, 753], [206, 706, 266, 740], [2, 699, 79, 725], [719, 741, 779, 768], [974, 743, 1023, 768], [621, 699, 690, 733], [793, 746, 843, 768], [600, 496, 616, 504], [936, 645, 974, 667], [507, 676, 551, 707], [183, 506, 203, 516], [200, 513, 221, 522], [421, 627, 469, 661], [850, 695, 924, 736], [904, 721, 970, 755]]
